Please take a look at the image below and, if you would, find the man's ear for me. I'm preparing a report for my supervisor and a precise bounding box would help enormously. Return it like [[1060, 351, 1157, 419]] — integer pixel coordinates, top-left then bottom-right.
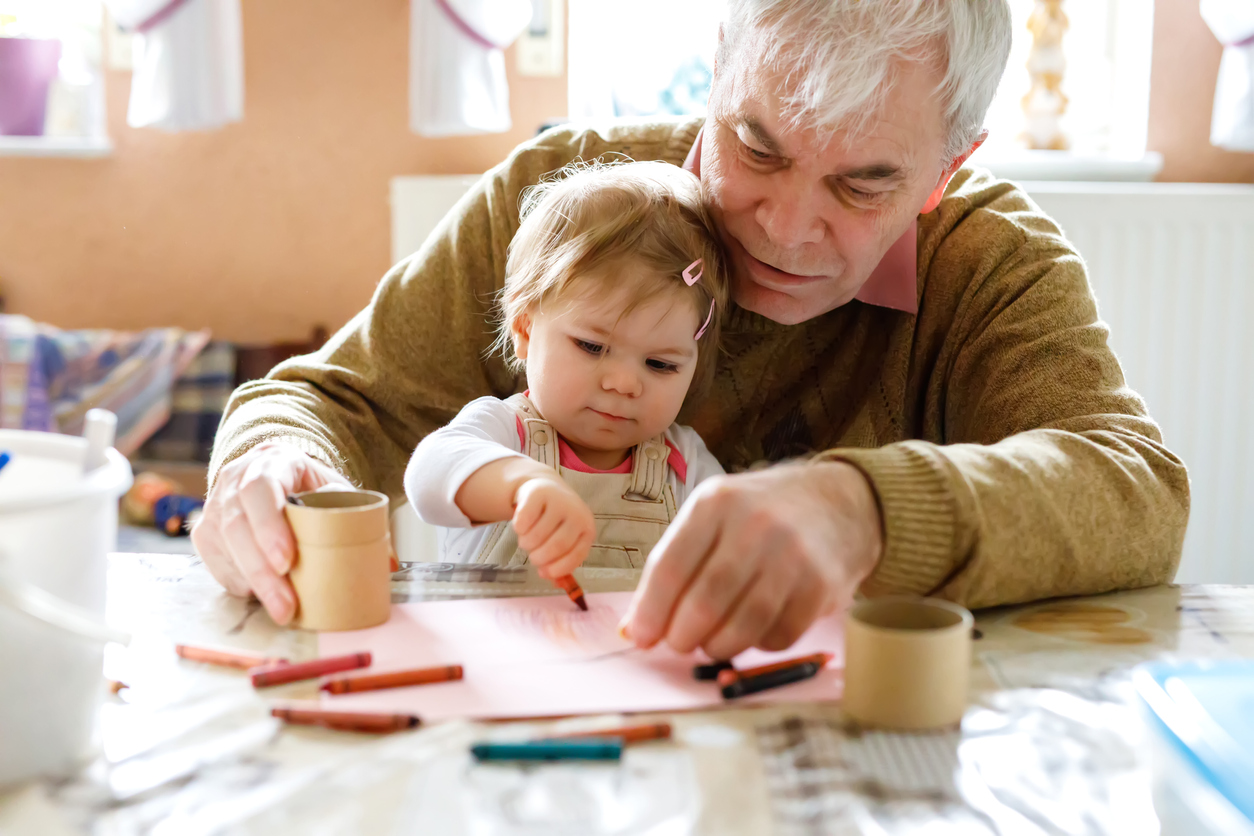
[[921, 130, 988, 214], [511, 312, 532, 361]]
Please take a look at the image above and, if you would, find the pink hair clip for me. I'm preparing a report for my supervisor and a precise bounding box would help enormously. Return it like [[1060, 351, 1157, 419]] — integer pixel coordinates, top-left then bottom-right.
[[683, 259, 713, 340]]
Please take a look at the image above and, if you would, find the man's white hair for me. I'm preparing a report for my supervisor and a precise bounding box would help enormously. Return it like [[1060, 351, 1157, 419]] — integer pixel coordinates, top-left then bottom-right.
[[719, 0, 1012, 164]]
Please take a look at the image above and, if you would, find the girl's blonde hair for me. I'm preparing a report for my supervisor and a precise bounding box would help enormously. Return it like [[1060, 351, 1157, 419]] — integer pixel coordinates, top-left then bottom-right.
[[498, 160, 729, 386]]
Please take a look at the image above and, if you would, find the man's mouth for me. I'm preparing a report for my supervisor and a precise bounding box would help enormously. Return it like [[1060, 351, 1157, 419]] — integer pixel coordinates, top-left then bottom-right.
[[743, 250, 826, 286]]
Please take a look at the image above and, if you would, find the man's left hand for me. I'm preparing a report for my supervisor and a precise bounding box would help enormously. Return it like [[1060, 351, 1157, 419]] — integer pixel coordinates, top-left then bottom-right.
[[620, 461, 884, 659]]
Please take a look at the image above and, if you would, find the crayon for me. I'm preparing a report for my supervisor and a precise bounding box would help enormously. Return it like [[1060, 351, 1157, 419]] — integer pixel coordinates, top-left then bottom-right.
[[176, 643, 290, 671], [721, 661, 822, 700], [107, 679, 128, 694], [553, 574, 588, 611], [716, 652, 833, 687], [0, 451, 10, 474], [552, 722, 672, 744], [271, 707, 420, 733], [693, 660, 735, 681], [321, 664, 463, 694], [250, 652, 371, 687], [471, 740, 623, 762]]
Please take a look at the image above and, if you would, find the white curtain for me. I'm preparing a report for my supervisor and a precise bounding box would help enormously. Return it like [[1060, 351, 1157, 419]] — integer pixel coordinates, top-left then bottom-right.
[[1200, 0, 1254, 152], [410, 0, 534, 137], [104, 0, 243, 132]]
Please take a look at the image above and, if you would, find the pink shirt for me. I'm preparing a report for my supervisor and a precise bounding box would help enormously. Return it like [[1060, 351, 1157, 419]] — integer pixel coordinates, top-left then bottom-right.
[[681, 127, 919, 315]]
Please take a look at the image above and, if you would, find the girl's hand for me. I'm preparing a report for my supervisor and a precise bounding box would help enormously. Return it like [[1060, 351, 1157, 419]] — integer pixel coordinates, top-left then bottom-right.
[[512, 476, 597, 578]]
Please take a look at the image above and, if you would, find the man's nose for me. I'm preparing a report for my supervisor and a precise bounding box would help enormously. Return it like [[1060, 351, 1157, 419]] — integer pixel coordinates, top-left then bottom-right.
[[600, 363, 642, 397], [755, 185, 825, 248]]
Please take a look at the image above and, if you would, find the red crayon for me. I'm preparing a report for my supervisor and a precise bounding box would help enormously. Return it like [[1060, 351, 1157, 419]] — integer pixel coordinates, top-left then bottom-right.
[[554, 722, 672, 744], [716, 652, 834, 688], [250, 652, 372, 687], [321, 664, 463, 695], [554, 574, 588, 611], [176, 643, 289, 670], [271, 707, 420, 733]]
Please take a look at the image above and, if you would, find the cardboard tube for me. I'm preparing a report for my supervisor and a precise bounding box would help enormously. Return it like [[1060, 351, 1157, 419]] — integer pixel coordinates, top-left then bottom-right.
[[285, 490, 393, 631], [842, 597, 973, 731]]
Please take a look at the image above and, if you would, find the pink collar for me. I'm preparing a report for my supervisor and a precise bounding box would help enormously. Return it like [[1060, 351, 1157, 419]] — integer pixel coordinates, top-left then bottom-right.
[[513, 415, 689, 481], [682, 127, 918, 315]]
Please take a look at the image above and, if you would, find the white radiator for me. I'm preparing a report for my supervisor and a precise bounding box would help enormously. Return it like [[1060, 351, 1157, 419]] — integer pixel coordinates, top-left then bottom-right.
[[1024, 182, 1254, 584], [391, 176, 1254, 582]]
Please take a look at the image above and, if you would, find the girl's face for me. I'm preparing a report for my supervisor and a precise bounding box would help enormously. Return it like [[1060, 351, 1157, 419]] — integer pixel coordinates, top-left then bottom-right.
[[512, 279, 702, 469]]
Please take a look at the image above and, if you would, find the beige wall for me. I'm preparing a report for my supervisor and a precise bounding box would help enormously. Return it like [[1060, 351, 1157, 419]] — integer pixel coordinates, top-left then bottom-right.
[[0, 0, 566, 343], [1148, 0, 1254, 182], [0, 0, 1250, 343]]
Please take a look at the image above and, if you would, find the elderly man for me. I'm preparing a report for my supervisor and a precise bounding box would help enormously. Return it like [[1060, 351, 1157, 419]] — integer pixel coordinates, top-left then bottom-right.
[[193, 0, 1188, 659]]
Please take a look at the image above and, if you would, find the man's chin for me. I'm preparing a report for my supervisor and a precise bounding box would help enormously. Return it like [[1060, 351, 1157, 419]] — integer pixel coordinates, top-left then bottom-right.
[[732, 277, 832, 325]]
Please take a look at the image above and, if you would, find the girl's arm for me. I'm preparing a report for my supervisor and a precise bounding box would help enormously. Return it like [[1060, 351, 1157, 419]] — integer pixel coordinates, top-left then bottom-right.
[[453, 456, 564, 524]]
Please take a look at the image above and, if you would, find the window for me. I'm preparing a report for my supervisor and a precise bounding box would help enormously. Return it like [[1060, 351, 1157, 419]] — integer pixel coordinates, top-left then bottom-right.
[[0, 0, 110, 155], [568, 0, 1157, 179]]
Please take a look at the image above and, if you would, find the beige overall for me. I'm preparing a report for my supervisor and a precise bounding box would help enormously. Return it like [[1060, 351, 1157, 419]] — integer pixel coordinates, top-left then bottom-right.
[[473, 394, 678, 569]]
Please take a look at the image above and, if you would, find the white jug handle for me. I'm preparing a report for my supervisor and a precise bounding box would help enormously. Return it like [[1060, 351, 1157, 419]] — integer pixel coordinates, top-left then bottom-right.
[[0, 573, 130, 646]]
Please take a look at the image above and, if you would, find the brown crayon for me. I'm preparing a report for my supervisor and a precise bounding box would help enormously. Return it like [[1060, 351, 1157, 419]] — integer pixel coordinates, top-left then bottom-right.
[[554, 722, 672, 744], [321, 664, 463, 694], [271, 707, 420, 733], [176, 643, 289, 670], [554, 574, 588, 611], [250, 652, 371, 687], [716, 652, 834, 687]]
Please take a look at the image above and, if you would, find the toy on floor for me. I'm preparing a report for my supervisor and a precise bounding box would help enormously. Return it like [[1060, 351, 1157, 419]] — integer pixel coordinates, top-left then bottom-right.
[[122, 471, 204, 536]]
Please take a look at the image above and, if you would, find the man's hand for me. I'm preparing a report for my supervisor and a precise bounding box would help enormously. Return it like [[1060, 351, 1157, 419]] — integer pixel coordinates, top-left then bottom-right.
[[620, 461, 883, 659], [512, 476, 596, 579], [191, 442, 350, 624]]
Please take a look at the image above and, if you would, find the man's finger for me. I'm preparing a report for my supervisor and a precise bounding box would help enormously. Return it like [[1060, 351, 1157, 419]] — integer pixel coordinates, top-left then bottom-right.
[[622, 491, 722, 647], [191, 517, 250, 597], [662, 536, 760, 653], [758, 575, 827, 651], [237, 475, 296, 575], [220, 501, 296, 624], [698, 561, 794, 660]]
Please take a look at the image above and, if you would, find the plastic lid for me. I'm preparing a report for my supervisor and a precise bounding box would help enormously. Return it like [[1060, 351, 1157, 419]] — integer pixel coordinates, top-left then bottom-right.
[[1133, 661, 1254, 823]]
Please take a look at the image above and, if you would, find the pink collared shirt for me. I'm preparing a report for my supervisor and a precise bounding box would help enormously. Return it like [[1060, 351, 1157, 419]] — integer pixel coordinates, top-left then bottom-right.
[[682, 127, 919, 315]]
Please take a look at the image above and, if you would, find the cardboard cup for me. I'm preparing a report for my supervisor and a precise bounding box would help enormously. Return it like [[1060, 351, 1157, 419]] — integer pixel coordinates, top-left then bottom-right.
[[284, 489, 393, 631], [842, 597, 973, 730]]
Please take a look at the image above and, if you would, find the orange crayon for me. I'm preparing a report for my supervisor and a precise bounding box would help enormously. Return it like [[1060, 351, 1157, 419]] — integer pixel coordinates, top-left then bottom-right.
[[321, 664, 464, 694], [716, 652, 834, 688], [250, 652, 371, 687], [554, 722, 672, 744], [271, 707, 420, 733], [554, 574, 588, 611], [176, 643, 289, 670]]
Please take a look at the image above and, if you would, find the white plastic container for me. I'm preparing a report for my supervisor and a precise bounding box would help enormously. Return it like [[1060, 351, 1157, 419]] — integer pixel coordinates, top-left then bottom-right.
[[0, 420, 132, 786]]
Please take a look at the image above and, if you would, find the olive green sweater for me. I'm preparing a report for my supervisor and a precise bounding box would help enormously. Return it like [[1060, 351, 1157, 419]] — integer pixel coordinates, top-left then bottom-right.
[[210, 117, 1189, 610]]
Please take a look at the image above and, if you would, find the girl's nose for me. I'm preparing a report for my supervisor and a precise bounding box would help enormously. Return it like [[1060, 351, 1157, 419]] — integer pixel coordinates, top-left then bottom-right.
[[601, 364, 642, 397]]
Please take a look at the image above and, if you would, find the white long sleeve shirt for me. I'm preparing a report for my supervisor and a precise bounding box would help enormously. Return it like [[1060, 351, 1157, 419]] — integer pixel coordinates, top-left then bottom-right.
[[404, 396, 725, 563]]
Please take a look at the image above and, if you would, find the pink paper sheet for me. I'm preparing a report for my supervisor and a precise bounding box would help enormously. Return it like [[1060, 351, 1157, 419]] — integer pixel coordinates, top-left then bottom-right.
[[318, 592, 844, 721]]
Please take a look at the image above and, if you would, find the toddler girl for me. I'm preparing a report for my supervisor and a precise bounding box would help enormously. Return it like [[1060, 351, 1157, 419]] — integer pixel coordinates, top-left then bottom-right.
[[404, 161, 728, 581]]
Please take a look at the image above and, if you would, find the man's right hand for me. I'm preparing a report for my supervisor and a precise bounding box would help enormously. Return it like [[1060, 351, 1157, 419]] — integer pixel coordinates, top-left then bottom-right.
[[191, 442, 350, 624]]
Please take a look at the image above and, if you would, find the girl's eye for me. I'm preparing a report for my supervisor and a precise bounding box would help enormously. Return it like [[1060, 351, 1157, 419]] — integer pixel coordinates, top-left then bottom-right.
[[573, 338, 604, 356], [646, 359, 679, 374]]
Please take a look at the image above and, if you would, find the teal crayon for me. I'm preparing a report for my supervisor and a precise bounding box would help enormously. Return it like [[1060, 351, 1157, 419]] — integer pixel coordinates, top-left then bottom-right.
[[721, 661, 821, 700], [471, 739, 624, 762]]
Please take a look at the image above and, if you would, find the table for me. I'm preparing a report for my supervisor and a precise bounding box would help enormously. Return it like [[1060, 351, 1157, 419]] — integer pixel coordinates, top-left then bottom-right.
[[2, 554, 1252, 835]]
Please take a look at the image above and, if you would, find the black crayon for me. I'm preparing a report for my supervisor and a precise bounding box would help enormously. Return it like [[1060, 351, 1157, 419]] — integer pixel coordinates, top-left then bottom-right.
[[721, 661, 821, 700], [693, 660, 735, 681]]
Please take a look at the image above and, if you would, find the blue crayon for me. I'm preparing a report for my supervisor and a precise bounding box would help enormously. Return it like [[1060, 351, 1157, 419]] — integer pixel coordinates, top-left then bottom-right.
[[471, 739, 624, 762], [0, 451, 10, 474]]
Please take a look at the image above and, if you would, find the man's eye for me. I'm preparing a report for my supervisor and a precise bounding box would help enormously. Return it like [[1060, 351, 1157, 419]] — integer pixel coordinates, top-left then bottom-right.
[[746, 145, 774, 161], [846, 184, 885, 202], [574, 339, 604, 356], [646, 359, 679, 373]]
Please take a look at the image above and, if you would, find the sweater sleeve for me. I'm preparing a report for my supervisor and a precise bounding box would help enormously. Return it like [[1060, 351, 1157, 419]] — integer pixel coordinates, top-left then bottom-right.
[[819, 199, 1190, 609], [404, 397, 526, 527]]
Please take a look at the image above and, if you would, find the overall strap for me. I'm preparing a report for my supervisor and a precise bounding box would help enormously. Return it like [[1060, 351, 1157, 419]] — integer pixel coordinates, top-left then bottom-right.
[[503, 393, 558, 469], [627, 435, 670, 501]]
